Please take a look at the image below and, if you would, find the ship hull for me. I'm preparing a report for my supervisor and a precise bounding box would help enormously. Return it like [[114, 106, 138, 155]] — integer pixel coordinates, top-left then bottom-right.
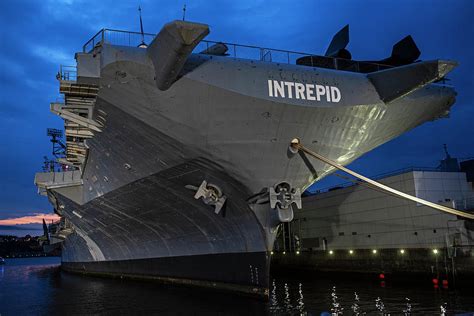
[[62, 251, 269, 296], [40, 40, 457, 297], [95, 47, 456, 195], [54, 157, 271, 296]]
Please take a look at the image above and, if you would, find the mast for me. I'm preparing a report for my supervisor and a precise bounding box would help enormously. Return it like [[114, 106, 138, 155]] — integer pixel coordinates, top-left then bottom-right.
[[138, 6, 147, 48]]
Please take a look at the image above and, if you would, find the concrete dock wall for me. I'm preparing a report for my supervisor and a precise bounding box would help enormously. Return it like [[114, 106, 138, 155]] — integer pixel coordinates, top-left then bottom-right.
[[271, 248, 474, 278]]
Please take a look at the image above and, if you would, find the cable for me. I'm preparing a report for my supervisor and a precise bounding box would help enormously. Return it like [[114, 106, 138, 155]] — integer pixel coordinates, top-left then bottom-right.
[[290, 139, 474, 220]]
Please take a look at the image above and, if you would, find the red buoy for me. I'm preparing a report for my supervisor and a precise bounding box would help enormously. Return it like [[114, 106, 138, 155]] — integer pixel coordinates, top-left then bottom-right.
[[379, 273, 385, 279]]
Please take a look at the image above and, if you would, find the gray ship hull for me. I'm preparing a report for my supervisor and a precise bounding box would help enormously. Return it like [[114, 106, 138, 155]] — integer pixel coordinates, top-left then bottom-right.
[[51, 95, 274, 295], [36, 22, 457, 297], [61, 252, 268, 296], [58, 161, 269, 295]]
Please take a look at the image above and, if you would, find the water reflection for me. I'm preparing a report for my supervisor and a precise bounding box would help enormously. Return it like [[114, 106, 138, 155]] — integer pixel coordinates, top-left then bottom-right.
[[296, 282, 305, 313], [1, 258, 474, 315], [403, 297, 412, 315], [351, 292, 361, 315], [330, 286, 344, 315]]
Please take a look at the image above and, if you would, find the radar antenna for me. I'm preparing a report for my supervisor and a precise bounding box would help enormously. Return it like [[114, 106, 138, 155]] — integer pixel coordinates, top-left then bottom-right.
[[47, 128, 66, 158], [42, 128, 69, 172]]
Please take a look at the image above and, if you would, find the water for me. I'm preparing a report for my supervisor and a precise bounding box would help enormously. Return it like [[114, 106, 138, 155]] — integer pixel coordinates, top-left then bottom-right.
[[1, 258, 473, 315]]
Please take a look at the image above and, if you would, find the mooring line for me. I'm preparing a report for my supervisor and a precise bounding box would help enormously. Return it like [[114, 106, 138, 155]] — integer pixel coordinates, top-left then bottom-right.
[[290, 139, 474, 220]]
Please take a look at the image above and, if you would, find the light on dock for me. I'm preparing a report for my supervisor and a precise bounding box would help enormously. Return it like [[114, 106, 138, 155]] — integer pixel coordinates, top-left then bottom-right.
[[349, 250, 354, 255], [329, 250, 334, 255], [270, 251, 274, 255], [372, 249, 377, 254], [400, 249, 405, 254], [433, 249, 439, 254], [296, 251, 300, 255], [283, 251, 286, 255]]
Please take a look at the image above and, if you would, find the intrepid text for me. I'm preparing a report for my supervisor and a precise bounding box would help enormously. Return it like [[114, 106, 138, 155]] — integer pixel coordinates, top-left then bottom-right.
[[268, 80, 341, 103]]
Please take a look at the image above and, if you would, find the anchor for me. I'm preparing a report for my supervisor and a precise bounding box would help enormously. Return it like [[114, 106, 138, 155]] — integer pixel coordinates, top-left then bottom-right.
[[269, 182, 302, 222], [188, 180, 227, 214]]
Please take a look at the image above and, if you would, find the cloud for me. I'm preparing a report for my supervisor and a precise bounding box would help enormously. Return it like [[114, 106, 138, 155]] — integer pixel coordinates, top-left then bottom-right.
[[0, 213, 60, 226], [32, 45, 73, 65]]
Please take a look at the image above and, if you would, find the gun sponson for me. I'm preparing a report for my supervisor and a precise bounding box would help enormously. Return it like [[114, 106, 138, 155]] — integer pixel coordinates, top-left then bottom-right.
[[268, 80, 341, 103]]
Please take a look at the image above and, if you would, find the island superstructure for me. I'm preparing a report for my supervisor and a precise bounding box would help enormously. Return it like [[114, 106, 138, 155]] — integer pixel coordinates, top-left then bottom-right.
[[34, 20, 457, 297]]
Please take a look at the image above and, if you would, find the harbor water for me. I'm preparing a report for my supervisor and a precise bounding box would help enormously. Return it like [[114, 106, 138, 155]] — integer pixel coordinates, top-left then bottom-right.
[[1, 257, 473, 315]]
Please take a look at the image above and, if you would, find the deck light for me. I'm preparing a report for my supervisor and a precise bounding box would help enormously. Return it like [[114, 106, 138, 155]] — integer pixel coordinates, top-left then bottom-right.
[[372, 249, 377, 254], [433, 249, 439, 254], [349, 250, 354, 254], [329, 250, 334, 255], [283, 251, 286, 255], [400, 249, 405, 254], [296, 251, 300, 255], [270, 251, 274, 255]]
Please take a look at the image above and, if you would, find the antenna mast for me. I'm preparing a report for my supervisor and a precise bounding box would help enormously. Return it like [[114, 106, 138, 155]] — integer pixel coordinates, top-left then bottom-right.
[[43, 128, 67, 172], [138, 6, 147, 48], [443, 144, 451, 158], [182, 4, 186, 21], [47, 128, 66, 158]]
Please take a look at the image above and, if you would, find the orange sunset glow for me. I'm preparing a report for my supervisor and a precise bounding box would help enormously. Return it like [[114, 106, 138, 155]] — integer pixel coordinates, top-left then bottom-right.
[[0, 213, 60, 226]]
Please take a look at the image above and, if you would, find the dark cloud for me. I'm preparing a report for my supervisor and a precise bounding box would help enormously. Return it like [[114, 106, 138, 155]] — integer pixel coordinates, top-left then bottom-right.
[[0, 0, 473, 217]]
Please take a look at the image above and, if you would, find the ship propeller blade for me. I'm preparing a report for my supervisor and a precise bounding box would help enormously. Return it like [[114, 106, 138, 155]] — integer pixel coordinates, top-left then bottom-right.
[[290, 139, 474, 220]]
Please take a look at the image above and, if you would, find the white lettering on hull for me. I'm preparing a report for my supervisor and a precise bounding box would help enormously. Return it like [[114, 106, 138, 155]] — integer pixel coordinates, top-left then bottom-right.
[[267, 79, 342, 103]]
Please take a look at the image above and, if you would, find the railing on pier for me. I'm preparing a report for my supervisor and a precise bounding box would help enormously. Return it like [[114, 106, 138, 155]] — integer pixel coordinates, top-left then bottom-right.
[[453, 197, 474, 212], [81, 29, 393, 73], [311, 167, 455, 195]]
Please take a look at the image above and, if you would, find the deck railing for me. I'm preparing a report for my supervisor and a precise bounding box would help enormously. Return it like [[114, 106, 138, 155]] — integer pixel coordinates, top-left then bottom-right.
[[81, 29, 393, 72], [83, 28, 156, 53], [34, 170, 82, 189], [58, 65, 77, 81]]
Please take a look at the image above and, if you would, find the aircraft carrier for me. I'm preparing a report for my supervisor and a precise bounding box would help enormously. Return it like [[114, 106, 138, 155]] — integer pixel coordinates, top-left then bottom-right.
[[34, 20, 457, 297]]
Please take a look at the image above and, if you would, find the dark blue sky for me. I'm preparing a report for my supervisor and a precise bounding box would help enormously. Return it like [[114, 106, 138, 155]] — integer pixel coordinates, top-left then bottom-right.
[[0, 0, 473, 220]]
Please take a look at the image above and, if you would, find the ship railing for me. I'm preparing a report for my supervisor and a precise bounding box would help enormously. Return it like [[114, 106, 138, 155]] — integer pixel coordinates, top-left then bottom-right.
[[82, 28, 156, 53], [81, 28, 393, 73], [194, 40, 393, 73], [59, 65, 77, 81], [34, 170, 83, 190]]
